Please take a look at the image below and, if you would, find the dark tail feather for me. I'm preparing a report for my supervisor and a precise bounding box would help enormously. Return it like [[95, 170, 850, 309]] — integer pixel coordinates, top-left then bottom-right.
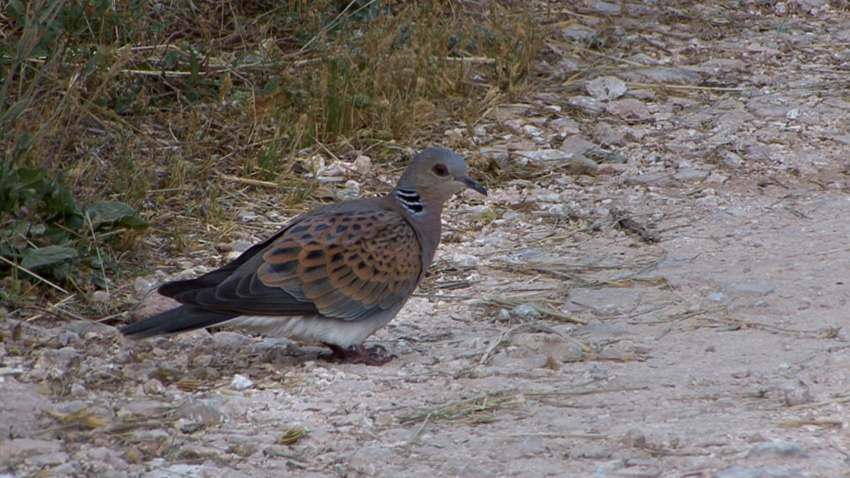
[[120, 305, 237, 339]]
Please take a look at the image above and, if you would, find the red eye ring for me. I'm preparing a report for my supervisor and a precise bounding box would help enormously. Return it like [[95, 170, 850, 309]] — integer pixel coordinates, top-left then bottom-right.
[[432, 163, 449, 177]]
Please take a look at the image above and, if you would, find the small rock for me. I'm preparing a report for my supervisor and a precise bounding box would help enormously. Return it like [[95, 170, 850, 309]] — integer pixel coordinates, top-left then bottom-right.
[[336, 180, 361, 201], [445, 253, 479, 270], [70, 383, 87, 397], [827, 134, 850, 145], [707, 172, 729, 184], [23, 451, 69, 467], [704, 292, 729, 304], [230, 374, 255, 391], [548, 116, 580, 134], [567, 96, 605, 115], [133, 277, 157, 299], [724, 283, 775, 296], [717, 466, 803, 478], [353, 155, 373, 175], [523, 149, 569, 165], [511, 304, 541, 319], [92, 290, 110, 303], [28, 347, 78, 380], [620, 429, 647, 448], [585, 76, 627, 101], [746, 440, 806, 459], [559, 135, 597, 156], [590, 1, 621, 13], [673, 169, 708, 182], [561, 24, 597, 42], [173, 398, 227, 425], [782, 386, 814, 407], [0, 438, 62, 462], [142, 378, 166, 395], [133, 294, 180, 321], [627, 67, 701, 85], [502, 119, 523, 135], [237, 211, 258, 222], [589, 123, 626, 147], [512, 333, 583, 362], [211, 331, 254, 349], [795, 0, 827, 9], [373, 413, 393, 427]]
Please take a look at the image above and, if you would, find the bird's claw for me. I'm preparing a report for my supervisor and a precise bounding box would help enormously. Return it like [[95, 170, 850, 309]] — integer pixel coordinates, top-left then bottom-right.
[[324, 343, 396, 366]]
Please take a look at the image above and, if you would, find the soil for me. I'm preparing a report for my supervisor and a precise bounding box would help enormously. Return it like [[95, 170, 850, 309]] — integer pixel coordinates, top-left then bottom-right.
[[2, 2, 850, 477]]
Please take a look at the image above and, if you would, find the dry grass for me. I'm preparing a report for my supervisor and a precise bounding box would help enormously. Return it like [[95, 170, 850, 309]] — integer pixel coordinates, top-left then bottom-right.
[[0, 0, 546, 318]]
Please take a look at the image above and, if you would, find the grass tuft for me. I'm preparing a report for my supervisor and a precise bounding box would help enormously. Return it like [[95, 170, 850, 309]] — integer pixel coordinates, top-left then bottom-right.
[[1, 0, 546, 317]]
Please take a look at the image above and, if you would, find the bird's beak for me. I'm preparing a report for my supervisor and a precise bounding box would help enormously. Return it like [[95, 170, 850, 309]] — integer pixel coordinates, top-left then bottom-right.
[[460, 176, 488, 196]]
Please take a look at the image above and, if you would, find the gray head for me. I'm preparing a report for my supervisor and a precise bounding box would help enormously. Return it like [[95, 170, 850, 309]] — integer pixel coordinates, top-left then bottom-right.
[[394, 148, 487, 214]]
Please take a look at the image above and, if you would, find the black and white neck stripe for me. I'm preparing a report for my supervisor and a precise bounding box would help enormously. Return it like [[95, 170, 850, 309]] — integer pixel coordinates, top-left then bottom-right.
[[395, 188, 424, 214]]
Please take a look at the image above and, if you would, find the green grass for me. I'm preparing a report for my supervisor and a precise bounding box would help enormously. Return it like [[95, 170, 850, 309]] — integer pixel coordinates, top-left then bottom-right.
[[0, 0, 545, 318]]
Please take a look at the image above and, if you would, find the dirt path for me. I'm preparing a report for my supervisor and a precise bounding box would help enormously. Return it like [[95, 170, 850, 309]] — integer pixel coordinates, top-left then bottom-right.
[[2, 2, 850, 477]]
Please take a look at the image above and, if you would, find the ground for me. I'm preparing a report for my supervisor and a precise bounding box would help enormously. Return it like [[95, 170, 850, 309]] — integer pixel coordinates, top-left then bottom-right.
[[2, 1, 850, 477]]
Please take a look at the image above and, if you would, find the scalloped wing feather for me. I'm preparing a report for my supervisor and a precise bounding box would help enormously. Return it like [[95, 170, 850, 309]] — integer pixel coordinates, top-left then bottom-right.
[[258, 209, 422, 321]]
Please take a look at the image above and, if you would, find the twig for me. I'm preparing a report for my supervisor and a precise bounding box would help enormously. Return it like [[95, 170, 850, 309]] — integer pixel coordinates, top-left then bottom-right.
[[404, 412, 432, 451], [0, 255, 71, 295]]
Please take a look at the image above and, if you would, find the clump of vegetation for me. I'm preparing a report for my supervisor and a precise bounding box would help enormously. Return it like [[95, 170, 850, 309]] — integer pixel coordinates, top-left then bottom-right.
[[0, 165, 148, 306], [0, 0, 544, 316]]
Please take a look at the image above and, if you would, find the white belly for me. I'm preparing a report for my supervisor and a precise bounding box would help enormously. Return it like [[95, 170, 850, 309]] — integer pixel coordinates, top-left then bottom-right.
[[222, 313, 393, 349]]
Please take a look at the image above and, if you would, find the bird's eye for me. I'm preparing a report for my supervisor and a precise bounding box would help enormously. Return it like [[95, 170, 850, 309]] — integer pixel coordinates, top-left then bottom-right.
[[432, 164, 449, 177]]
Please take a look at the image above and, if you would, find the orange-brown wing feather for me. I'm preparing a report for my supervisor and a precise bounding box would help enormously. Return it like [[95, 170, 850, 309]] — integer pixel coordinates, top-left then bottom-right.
[[257, 210, 422, 321]]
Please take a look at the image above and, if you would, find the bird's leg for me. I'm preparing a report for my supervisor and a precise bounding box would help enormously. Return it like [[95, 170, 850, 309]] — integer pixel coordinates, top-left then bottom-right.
[[323, 343, 395, 366]]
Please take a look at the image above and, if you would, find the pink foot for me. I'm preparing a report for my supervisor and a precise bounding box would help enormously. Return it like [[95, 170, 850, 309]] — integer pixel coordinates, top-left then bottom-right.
[[324, 343, 395, 366]]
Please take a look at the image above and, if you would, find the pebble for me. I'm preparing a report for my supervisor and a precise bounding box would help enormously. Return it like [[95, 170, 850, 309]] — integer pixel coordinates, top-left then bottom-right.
[[590, 123, 626, 147], [590, 2, 621, 13], [704, 292, 729, 304], [620, 429, 648, 448], [512, 333, 583, 362], [445, 253, 479, 270], [0, 438, 62, 462], [28, 347, 78, 380], [561, 24, 597, 42], [782, 386, 814, 406], [142, 378, 166, 395], [585, 76, 627, 101], [559, 135, 597, 156], [336, 180, 361, 201], [211, 331, 254, 349], [717, 466, 803, 478], [548, 116, 580, 134], [523, 149, 569, 165], [230, 374, 255, 391], [567, 96, 605, 115], [173, 398, 227, 425], [511, 303, 541, 319], [606, 99, 652, 120], [627, 67, 701, 85], [724, 283, 775, 296], [23, 451, 69, 466], [746, 440, 806, 458], [92, 290, 110, 303]]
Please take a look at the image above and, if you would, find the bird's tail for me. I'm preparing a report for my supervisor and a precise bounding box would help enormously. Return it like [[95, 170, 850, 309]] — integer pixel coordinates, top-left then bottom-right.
[[120, 305, 237, 339]]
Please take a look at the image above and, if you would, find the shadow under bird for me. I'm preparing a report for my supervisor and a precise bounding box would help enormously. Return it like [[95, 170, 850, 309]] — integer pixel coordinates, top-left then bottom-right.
[[120, 148, 487, 365]]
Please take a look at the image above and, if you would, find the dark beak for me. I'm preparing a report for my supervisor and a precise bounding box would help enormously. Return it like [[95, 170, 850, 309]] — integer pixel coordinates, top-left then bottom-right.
[[460, 176, 488, 196]]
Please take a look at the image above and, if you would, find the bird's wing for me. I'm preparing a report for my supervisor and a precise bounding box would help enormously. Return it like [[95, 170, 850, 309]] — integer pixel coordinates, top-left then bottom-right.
[[167, 208, 423, 321], [258, 209, 423, 321]]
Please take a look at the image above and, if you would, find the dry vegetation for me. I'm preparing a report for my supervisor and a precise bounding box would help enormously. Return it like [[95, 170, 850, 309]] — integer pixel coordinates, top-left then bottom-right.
[[0, 0, 544, 320]]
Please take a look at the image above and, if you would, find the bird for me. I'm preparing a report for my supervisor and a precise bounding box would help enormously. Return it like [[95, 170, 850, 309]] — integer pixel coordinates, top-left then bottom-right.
[[120, 147, 487, 365]]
